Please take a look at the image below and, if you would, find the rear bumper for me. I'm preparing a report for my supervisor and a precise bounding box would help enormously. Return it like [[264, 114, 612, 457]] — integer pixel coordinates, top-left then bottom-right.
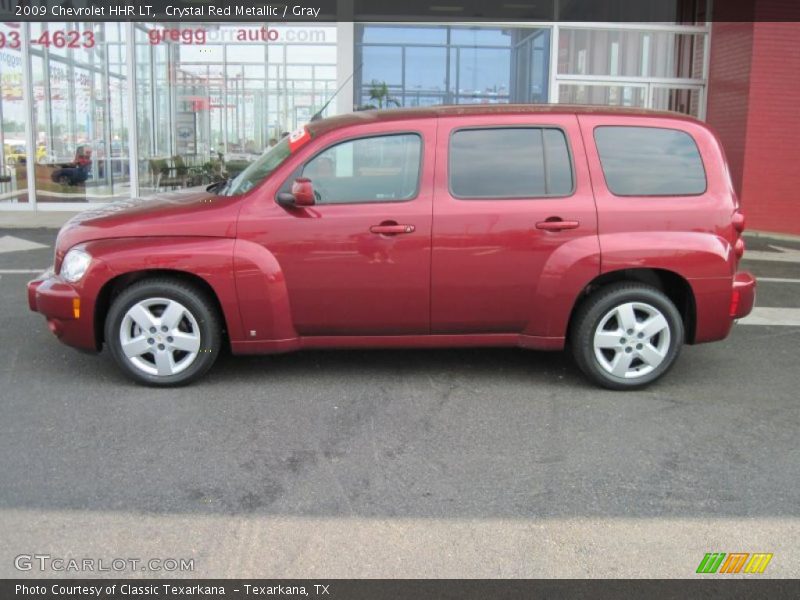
[[28, 269, 98, 352], [731, 270, 756, 319], [686, 271, 756, 344]]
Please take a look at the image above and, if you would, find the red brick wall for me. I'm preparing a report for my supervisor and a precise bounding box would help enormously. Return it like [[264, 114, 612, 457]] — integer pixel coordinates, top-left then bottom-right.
[[706, 22, 753, 197], [707, 18, 800, 235], [739, 21, 800, 235]]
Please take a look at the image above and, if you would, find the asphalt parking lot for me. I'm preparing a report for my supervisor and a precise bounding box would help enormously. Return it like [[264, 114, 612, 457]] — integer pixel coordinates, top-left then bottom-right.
[[1, 228, 799, 578]]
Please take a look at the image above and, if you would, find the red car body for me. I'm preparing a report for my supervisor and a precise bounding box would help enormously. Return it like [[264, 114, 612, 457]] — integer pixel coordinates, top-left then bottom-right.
[[28, 105, 755, 384]]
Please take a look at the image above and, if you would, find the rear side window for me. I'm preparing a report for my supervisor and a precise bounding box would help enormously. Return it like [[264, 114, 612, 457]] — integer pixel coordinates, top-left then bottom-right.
[[301, 133, 421, 204], [594, 126, 706, 196], [449, 128, 573, 199]]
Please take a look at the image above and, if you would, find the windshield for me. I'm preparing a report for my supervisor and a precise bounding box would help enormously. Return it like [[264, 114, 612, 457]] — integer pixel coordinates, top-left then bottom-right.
[[222, 137, 292, 196]]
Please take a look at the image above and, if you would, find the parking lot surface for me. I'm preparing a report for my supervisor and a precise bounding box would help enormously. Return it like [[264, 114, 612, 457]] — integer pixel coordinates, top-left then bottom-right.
[[1, 228, 799, 578]]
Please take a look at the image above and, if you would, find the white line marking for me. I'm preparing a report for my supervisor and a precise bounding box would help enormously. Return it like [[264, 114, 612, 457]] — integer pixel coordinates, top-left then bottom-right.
[[739, 307, 800, 327], [744, 244, 800, 263], [757, 277, 800, 284], [0, 235, 49, 254], [0, 269, 46, 274]]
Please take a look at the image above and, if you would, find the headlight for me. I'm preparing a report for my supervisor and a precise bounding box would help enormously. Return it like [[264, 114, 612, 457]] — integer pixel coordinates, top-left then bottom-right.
[[60, 247, 92, 282]]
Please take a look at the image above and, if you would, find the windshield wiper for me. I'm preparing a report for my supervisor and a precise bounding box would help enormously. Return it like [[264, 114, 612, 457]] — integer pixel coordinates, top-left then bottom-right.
[[206, 178, 229, 195]]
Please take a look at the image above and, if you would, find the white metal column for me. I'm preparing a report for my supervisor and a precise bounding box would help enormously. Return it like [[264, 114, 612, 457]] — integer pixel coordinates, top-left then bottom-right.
[[20, 23, 38, 209], [548, 24, 559, 103], [125, 23, 140, 198], [335, 22, 355, 115]]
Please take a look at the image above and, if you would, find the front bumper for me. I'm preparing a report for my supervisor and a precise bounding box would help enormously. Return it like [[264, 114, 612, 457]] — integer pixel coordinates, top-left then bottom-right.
[[731, 271, 756, 319], [28, 269, 98, 352]]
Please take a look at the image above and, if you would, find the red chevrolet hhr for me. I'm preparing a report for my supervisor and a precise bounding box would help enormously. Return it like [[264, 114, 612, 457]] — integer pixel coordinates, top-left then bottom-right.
[[28, 105, 755, 389]]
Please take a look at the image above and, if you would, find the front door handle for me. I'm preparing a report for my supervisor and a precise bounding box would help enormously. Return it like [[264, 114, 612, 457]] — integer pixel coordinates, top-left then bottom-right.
[[370, 223, 415, 235], [536, 219, 580, 231]]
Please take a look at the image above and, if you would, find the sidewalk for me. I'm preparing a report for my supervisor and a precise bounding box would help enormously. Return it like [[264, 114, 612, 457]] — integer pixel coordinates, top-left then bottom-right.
[[0, 211, 80, 229]]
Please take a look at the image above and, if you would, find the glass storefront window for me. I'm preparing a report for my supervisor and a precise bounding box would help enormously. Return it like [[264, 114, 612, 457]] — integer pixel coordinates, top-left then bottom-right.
[[457, 47, 510, 102], [559, 83, 647, 108], [361, 46, 402, 90], [404, 47, 447, 107], [356, 25, 549, 108], [26, 23, 130, 204], [558, 29, 705, 79], [133, 22, 337, 195], [1, 18, 710, 210], [0, 23, 29, 203], [555, 24, 708, 117], [651, 86, 702, 117]]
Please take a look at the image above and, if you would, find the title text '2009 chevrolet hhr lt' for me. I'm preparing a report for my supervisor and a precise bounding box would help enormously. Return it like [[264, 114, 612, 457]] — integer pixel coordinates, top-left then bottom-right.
[[28, 105, 756, 389]]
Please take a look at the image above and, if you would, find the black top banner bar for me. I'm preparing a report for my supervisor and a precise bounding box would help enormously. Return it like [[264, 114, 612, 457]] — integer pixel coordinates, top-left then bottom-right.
[[1, 0, 798, 22], [4, 579, 800, 600]]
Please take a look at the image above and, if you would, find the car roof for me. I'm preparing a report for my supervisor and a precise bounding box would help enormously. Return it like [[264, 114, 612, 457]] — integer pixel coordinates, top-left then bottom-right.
[[307, 104, 699, 136]]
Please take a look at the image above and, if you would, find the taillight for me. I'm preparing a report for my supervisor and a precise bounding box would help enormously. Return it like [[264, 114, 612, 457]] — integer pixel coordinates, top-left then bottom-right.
[[734, 237, 745, 259], [732, 211, 746, 233], [729, 289, 741, 318]]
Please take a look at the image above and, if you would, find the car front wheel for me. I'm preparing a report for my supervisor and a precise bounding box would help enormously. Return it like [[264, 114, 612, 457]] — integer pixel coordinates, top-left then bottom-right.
[[105, 279, 221, 386], [570, 283, 684, 390]]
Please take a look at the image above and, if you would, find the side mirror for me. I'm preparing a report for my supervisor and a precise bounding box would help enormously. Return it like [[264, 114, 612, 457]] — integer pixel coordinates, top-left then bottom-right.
[[276, 178, 316, 208], [292, 178, 315, 206]]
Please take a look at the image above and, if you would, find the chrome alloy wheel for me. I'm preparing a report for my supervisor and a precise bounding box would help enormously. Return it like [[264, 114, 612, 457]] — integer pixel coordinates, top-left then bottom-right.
[[592, 301, 671, 379], [119, 298, 202, 377]]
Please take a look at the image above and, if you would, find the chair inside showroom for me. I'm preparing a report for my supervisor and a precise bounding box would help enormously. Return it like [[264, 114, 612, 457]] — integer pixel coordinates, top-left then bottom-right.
[[150, 157, 189, 190]]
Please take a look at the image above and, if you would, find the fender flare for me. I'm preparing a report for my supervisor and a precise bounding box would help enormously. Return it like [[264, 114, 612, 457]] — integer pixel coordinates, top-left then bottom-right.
[[598, 231, 734, 279], [231, 238, 298, 343], [524, 234, 601, 339], [85, 237, 243, 341], [526, 231, 734, 340]]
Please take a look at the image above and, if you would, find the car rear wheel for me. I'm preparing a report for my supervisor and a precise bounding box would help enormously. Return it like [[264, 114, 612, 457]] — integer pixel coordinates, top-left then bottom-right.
[[105, 279, 221, 386], [570, 283, 684, 390]]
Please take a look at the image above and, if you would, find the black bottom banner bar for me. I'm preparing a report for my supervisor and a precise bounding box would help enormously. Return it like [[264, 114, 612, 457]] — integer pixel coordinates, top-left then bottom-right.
[[3, 579, 800, 600]]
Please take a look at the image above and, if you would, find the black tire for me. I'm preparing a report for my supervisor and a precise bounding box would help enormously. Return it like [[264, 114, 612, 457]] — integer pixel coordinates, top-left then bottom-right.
[[104, 278, 222, 386], [570, 283, 684, 390]]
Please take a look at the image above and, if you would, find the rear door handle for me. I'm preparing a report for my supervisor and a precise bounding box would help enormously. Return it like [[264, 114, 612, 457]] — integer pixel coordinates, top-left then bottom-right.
[[536, 219, 580, 231], [370, 224, 415, 235]]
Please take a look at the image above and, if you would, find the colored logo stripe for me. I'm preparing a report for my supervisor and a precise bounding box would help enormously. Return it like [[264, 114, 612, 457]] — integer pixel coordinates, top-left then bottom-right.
[[697, 553, 726, 573], [744, 553, 773, 573], [719, 553, 749, 573], [697, 552, 773, 574]]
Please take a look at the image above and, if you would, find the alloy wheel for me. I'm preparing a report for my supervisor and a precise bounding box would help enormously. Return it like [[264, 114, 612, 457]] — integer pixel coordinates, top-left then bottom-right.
[[119, 297, 202, 377], [592, 301, 671, 379]]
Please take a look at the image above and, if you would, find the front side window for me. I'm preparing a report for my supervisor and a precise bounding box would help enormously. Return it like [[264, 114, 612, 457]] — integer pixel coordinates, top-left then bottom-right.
[[301, 134, 422, 204], [449, 127, 573, 199], [223, 136, 293, 196], [594, 126, 707, 196]]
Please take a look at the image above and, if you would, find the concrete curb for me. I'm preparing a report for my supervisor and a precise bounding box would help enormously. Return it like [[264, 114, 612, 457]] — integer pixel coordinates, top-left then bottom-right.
[[745, 230, 800, 243], [0, 212, 80, 229]]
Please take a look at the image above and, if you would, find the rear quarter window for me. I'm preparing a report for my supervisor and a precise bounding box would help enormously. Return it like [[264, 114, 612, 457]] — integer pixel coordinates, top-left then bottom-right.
[[594, 126, 707, 196]]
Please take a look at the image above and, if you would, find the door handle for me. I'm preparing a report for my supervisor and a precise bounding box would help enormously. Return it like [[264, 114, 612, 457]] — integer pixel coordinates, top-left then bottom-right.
[[536, 219, 580, 231], [370, 223, 415, 235]]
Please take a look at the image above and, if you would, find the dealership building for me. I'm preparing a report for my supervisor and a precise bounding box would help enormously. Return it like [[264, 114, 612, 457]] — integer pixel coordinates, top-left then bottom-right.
[[0, 0, 797, 234]]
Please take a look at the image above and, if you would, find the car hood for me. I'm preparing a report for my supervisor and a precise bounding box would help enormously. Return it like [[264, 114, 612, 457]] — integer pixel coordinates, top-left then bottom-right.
[[55, 187, 241, 261]]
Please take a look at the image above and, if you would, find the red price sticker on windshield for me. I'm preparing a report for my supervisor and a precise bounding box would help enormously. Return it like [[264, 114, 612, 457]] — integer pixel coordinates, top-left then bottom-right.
[[288, 127, 311, 152]]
